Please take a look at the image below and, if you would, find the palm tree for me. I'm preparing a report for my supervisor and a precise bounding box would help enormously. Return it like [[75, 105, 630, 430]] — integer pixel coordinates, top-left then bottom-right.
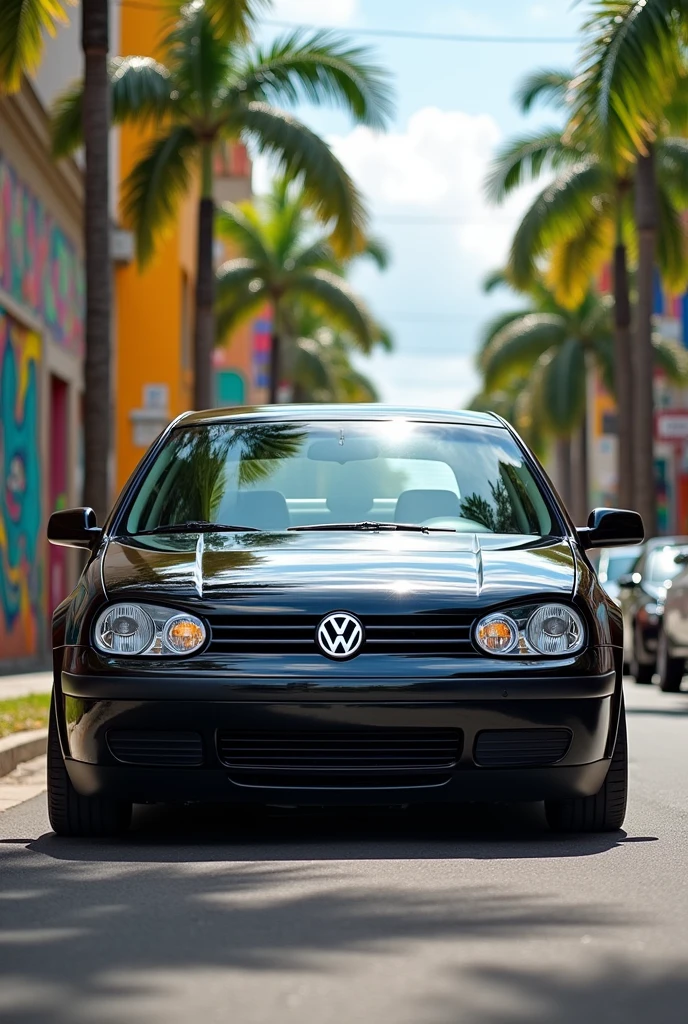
[[567, 0, 688, 532], [51, 0, 393, 411], [215, 177, 391, 402], [291, 310, 381, 403], [0, 0, 74, 92], [477, 275, 688, 524], [486, 67, 688, 512]]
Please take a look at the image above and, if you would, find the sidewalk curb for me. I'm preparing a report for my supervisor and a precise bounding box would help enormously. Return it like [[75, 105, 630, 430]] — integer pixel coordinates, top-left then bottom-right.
[[0, 730, 49, 779]]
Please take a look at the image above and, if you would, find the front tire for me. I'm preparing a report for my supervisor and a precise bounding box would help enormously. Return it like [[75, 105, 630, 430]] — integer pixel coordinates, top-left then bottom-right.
[[630, 625, 654, 684], [545, 701, 628, 833], [47, 698, 132, 838], [656, 631, 684, 693]]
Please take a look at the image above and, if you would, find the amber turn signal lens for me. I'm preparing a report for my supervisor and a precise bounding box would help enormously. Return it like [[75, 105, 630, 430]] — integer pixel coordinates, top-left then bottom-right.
[[475, 615, 518, 654], [163, 615, 206, 653]]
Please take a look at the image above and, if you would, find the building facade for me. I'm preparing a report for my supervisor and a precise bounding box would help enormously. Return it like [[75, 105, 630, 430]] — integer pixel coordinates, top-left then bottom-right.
[[0, 81, 85, 671]]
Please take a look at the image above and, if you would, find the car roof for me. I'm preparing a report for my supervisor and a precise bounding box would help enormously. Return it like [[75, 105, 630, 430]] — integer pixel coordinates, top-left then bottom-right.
[[176, 405, 504, 428]]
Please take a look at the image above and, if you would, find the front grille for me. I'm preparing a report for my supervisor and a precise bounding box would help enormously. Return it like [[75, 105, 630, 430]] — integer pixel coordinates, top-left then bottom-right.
[[207, 612, 477, 656], [217, 729, 463, 772], [107, 731, 204, 766], [473, 729, 572, 768]]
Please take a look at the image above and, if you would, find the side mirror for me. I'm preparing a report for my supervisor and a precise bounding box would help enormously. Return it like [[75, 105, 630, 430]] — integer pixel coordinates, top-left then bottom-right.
[[617, 572, 640, 589], [674, 552, 688, 565], [48, 507, 103, 550], [578, 507, 644, 550]]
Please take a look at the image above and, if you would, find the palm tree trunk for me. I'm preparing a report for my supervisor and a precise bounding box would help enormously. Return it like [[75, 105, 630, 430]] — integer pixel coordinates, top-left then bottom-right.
[[612, 236, 633, 509], [570, 414, 589, 526], [633, 147, 658, 535], [269, 329, 280, 403], [555, 437, 573, 513], [193, 144, 215, 409], [81, 0, 111, 521]]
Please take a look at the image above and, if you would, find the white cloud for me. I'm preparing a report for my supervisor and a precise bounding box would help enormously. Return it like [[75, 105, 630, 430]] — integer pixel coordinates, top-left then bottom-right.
[[271, 0, 358, 26], [327, 107, 539, 407]]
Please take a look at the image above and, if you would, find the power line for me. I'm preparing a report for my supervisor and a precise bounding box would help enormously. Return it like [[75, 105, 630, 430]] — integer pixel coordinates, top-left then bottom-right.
[[264, 19, 577, 45], [112, 3, 576, 44], [373, 214, 521, 225]]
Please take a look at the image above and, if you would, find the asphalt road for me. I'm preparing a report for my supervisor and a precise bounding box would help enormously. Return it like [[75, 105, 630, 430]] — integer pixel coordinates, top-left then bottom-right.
[[1, 680, 688, 1024]]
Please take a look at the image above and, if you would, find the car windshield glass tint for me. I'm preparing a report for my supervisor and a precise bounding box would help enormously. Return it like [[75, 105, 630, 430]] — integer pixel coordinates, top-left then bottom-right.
[[121, 420, 555, 537], [646, 545, 688, 583]]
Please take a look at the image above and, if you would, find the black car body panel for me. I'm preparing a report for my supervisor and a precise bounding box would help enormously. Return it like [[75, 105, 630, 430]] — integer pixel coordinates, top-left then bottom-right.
[[49, 405, 630, 809]]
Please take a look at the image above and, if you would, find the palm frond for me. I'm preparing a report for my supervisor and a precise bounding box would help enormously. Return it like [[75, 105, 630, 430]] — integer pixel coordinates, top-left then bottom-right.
[[52, 56, 176, 157], [121, 126, 198, 265], [546, 212, 615, 308], [572, 0, 687, 159], [507, 159, 611, 289], [236, 30, 394, 128], [289, 269, 378, 351], [478, 309, 530, 358], [657, 137, 688, 207], [537, 339, 586, 433], [235, 102, 368, 254], [652, 335, 688, 384], [516, 68, 573, 113], [0, 0, 73, 93], [480, 314, 568, 390], [656, 180, 688, 294], [485, 129, 577, 203], [215, 259, 268, 340], [202, 0, 271, 44], [215, 203, 272, 265], [165, 2, 230, 116]]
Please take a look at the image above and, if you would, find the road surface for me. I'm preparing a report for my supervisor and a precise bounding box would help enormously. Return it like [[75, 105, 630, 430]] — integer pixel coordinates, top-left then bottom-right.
[[1, 680, 687, 1023]]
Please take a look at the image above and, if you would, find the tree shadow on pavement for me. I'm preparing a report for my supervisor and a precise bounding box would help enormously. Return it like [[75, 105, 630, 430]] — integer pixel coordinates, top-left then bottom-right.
[[424, 962, 688, 1024]]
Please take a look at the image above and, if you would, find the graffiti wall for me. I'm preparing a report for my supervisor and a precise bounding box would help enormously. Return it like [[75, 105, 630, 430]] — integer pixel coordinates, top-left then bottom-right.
[[0, 310, 43, 659], [0, 152, 84, 354]]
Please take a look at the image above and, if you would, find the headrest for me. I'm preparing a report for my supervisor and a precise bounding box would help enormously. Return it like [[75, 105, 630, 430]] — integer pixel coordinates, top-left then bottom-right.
[[394, 488, 462, 524], [221, 490, 289, 532]]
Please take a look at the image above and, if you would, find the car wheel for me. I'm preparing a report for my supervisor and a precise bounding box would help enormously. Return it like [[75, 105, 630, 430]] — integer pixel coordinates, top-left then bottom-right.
[[656, 631, 684, 693], [545, 701, 628, 833], [47, 698, 132, 838]]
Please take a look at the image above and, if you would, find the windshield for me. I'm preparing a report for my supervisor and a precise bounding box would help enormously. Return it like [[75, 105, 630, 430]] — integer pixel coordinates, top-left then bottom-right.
[[646, 545, 688, 583], [605, 553, 640, 581], [121, 420, 555, 538]]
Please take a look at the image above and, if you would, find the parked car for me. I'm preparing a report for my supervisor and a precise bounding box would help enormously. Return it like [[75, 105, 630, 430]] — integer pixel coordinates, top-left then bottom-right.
[[48, 405, 643, 837], [618, 536, 688, 684], [597, 544, 644, 603], [655, 552, 688, 692]]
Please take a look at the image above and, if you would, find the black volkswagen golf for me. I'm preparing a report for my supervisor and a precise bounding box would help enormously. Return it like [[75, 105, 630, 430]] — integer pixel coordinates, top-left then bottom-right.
[[48, 406, 643, 837]]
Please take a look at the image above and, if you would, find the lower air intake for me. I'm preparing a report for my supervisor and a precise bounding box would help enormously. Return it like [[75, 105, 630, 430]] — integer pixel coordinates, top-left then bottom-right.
[[474, 729, 572, 767], [107, 731, 204, 767]]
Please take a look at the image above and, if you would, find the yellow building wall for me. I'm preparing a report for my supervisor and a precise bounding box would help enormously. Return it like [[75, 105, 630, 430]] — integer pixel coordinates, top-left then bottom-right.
[[114, 5, 196, 493]]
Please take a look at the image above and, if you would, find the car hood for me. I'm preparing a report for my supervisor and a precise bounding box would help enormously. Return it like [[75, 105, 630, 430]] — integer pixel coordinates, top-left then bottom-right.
[[102, 532, 576, 612]]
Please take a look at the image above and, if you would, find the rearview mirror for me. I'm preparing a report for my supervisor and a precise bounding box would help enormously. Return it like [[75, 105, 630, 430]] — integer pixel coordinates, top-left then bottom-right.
[[48, 507, 103, 550], [307, 438, 379, 463], [578, 508, 644, 550]]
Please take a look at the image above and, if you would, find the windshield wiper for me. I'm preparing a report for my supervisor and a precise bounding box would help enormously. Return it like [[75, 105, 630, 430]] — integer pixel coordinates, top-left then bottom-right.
[[288, 521, 456, 534], [125, 520, 260, 536]]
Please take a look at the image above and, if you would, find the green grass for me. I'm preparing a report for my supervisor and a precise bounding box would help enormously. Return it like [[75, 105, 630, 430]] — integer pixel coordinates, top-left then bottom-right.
[[0, 693, 51, 738]]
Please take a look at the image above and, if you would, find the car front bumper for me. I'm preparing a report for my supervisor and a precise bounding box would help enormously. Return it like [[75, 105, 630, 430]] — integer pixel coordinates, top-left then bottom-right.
[[57, 647, 621, 807]]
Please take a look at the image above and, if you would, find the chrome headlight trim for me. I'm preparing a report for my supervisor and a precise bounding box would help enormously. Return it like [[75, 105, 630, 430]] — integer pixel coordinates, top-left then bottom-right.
[[94, 603, 207, 657], [474, 602, 586, 657]]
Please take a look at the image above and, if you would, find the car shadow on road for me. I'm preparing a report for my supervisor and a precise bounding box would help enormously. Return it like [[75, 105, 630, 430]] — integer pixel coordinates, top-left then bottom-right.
[[16, 799, 658, 863]]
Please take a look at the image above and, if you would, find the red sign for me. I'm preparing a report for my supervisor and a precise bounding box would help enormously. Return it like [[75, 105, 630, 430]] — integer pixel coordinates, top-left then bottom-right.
[[655, 411, 688, 441]]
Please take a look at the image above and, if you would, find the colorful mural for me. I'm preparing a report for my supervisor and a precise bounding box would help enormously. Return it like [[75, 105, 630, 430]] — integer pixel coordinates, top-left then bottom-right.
[[0, 152, 84, 354], [0, 310, 43, 659]]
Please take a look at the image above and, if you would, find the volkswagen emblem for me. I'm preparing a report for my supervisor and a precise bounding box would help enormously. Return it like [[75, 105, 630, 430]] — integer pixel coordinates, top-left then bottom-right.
[[316, 612, 364, 659]]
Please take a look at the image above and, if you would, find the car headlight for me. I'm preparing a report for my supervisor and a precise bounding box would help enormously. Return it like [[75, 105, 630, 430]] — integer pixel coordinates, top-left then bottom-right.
[[475, 603, 585, 656], [94, 603, 207, 656]]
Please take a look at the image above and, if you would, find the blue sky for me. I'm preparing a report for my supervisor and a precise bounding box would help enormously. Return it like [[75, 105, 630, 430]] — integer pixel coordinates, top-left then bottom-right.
[[257, 0, 584, 408]]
